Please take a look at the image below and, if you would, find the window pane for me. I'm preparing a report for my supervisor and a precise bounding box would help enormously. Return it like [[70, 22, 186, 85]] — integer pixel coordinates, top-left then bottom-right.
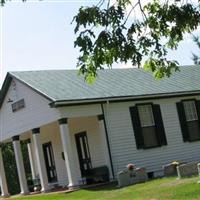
[[187, 120, 200, 141], [138, 105, 154, 127], [183, 101, 198, 121], [142, 126, 158, 148]]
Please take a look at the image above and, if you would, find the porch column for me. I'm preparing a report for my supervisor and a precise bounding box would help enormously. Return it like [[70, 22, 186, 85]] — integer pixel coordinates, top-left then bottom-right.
[[12, 136, 29, 195], [98, 114, 114, 179], [0, 145, 10, 197], [58, 118, 78, 188], [27, 139, 37, 180], [32, 128, 49, 192]]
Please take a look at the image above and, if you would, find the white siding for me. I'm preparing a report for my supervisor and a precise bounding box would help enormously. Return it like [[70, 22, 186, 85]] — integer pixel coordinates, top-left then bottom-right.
[[104, 95, 200, 177], [59, 104, 102, 118], [0, 79, 60, 141]]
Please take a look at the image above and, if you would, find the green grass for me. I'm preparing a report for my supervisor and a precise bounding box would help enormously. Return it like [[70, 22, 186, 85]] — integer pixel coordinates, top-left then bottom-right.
[[9, 176, 200, 200]]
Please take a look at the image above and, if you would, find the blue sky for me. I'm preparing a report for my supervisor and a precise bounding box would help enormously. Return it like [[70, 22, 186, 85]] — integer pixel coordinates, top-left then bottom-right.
[[0, 0, 199, 85]]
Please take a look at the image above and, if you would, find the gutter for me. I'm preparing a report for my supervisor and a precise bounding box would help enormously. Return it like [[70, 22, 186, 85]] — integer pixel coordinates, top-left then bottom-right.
[[50, 90, 200, 107]]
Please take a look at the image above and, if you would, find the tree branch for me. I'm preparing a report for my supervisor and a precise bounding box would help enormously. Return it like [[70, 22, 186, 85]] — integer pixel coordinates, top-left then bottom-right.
[[138, 0, 147, 21], [96, 0, 105, 8], [123, 1, 139, 25]]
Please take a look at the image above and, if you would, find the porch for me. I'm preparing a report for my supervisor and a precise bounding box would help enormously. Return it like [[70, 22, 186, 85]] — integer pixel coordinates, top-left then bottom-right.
[[0, 114, 113, 197]]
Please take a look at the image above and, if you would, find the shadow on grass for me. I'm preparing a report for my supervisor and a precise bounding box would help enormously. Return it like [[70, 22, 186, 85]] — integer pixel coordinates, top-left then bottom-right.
[[64, 182, 119, 194], [74, 176, 172, 193]]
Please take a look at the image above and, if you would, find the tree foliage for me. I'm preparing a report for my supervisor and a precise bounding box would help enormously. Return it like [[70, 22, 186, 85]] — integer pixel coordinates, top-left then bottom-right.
[[73, 0, 200, 82], [1, 141, 31, 195], [1, 143, 20, 195], [1, 0, 200, 82], [0, 0, 25, 6], [192, 35, 200, 65]]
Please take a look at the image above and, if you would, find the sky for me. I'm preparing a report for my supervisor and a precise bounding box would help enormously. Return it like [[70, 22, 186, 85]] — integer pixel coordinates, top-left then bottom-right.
[[0, 0, 199, 86]]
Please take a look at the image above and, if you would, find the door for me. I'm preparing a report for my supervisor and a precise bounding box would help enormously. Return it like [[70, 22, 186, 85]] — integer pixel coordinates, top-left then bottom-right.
[[75, 132, 92, 177], [43, 142, 57, 183]]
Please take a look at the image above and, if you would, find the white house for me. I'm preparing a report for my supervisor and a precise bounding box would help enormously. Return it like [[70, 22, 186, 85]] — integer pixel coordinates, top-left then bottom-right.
[[0, 65, 200, 197]]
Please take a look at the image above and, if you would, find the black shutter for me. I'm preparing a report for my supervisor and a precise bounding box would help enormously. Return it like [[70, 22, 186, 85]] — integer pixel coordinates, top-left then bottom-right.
[[176, 102, 189, 142], [195, 100, 200, 126], [129, 106, 144, 149], [152, 104, 167, 146]]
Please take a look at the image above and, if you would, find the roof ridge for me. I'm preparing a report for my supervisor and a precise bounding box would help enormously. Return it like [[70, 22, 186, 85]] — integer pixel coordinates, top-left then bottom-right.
[[9, 64, 198, 74]]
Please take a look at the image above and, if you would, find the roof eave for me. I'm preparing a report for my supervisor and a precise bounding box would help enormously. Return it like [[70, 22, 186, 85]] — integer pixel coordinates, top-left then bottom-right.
[[9, 73, 55, 102], [0, 73, 55, 109], [0, 73, 13, 108], [50, 90, 200, 107]]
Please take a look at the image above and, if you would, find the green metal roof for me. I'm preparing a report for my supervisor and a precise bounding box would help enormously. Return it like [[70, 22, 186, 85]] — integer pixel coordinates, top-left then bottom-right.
[[8, 65, 200, 103]]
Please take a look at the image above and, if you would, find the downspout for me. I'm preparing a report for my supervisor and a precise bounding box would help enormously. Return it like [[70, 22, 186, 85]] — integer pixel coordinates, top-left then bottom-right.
[[100, 103, 115, 179]]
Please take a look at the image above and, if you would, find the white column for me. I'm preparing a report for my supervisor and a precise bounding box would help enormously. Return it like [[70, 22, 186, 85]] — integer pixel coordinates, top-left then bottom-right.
[[27, 139, 37, 180], [98, 114, 114, 179], [0, 145, 10, 197], [12, 136, 29, 195], [32, 128, 49, 193], [58, 118, 78, 188]]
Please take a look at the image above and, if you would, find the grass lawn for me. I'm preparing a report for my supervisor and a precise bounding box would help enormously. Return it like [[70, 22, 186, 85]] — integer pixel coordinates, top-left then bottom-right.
[[9, 176, 200, 200]]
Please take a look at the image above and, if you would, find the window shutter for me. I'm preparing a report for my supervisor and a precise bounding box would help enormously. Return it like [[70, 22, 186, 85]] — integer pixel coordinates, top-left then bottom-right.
[[176, 102, 189, 142], [129, 106, 144, 149], [152, 104, 167, 146], [195, 100, 200, 125]]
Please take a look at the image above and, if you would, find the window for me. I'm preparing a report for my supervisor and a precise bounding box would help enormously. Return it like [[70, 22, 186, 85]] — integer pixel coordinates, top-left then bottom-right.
[[12, 99, 25, 112], [138, 105, 155, 127], [138, 105, 157, 148], [183, 101, 198, 121], [177, 100, 200, 142], [130, 103, 167, 149]]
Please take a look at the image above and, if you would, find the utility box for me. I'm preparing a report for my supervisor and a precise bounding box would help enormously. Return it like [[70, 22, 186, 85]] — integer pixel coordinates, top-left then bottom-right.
[[117, 168, 148, 187]]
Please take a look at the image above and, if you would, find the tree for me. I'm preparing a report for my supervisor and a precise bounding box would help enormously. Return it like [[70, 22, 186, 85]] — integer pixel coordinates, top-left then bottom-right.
[[1, 141, 31, 195], [1, 143, 20, 195], [0, 0, 25, 5], [73, 0, 200, 82], [192, 35, 200, 65], [1, 0, 200, 82]]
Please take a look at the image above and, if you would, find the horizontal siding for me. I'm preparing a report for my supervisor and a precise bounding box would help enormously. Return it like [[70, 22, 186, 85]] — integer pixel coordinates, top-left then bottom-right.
[[104, 96, 200, 177], [0, 79, 60, 141], [59, 104, 102, 118]]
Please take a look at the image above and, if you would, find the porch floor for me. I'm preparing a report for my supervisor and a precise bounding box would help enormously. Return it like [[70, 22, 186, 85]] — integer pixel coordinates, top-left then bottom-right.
[[26, 182, 111, 197]]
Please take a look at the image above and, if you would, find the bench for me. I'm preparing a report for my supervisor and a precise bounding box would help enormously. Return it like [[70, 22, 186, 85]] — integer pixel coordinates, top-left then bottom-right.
[[84, 165, 109, 184]]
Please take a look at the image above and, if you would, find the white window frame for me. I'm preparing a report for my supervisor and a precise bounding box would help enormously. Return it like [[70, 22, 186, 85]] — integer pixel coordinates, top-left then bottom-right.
[[183, 100, 198, 122], [138, 104, 155, 127]]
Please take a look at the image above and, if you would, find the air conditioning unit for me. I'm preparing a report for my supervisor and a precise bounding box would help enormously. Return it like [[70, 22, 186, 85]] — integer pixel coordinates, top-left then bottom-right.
[[117, 168, 148, 187]]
